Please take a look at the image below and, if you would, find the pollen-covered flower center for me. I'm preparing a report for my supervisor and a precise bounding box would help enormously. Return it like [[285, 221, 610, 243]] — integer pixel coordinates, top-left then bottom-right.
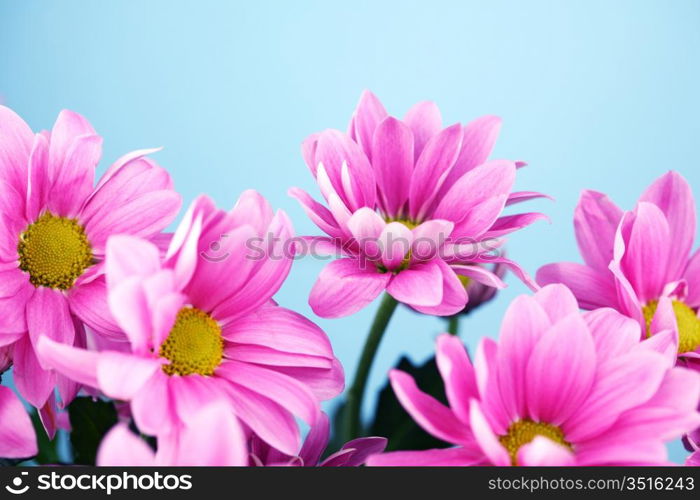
[[384, 217, 418, 230], [457, 275, 471, 288], [499, 419, 572, 466], [159, 307, 224, 376], [17, 212, 93, 290], [643, 299, 700, 354]]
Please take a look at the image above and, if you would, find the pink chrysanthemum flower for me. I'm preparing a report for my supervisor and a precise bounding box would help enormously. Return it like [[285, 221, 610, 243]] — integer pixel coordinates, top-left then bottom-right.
[[249, 412, 387, 467], [98, 403, 247, 466], [291, 91, 546, 318], [537, 171, 700, 366], [0, 386, 36, 459], [367, 285, 700, 466], [37, 193, 344, 456], [0, 106, 181, 409]]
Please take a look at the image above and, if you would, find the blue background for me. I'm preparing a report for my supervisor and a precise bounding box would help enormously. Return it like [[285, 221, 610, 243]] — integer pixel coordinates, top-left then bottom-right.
[[2, 0, 699, 462]]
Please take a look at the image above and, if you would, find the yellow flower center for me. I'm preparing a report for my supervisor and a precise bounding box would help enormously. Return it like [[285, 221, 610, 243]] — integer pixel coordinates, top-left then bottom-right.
[[643, 299, 700, 354], [17, 212, 93, 290], [499, 419, 572, 466], [159, 307, 224, 376], [384, 217, 418, 230], [457, 275, 471, 288]]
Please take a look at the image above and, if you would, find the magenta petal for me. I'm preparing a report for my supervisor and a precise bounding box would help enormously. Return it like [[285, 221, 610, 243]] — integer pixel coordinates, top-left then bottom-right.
[[410, 260, 468, 316], [337, 436, 388, 467], [496, 294, 551, 420], [301, 132, 320, 175], [224, 382, 301, 456], [403, 101, 442, 161], [564, 350, 668, 442], [48, 133, 102, 217], [439, 115, 502, 197], [408, 123, 463, 221], [13, 336, 56, 408], [482, 212, 548, 239], [309, 259, 390, 318], [584, 308, 642, 362], [574, 190, 623, 271], [314, 129, 376, 211], [640, 171, 696, 280], [298, 412, 330, 466], [435, 334, 478, 423], [536, 262, 617, 310], [288, 187, 342, 238], [26, 287, 74, 346], [350, 90, 388, 159], [97, 424, 155, 466], [367, 447, 482, 467], [35, 335, 98, 388], [619, 202, 671, 302], [217, 360, 320, 426], [85, 190, 181, 250], [68, 278, 123, 340], [130, 372, 174, 436], [531, 283, 581, 323], [435, 160, 515, 229], [371, 117, 414, 217], [0, 105, 33, 193], [0, 386, 37, 458], [171, 403, 248, 466], [525, 313, 596, 425], [684, 249, 700, 308], [469, 400, 510, 466], [387, 261, 443, 307], [97, 352, 162, 400], [26, 133, 50, 221], [517, 436, 576, 466], [389, 369, 473, 445]]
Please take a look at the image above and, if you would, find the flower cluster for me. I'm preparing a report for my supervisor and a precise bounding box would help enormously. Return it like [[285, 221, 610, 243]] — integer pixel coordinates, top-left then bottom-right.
[[0, 92, 698, 467]]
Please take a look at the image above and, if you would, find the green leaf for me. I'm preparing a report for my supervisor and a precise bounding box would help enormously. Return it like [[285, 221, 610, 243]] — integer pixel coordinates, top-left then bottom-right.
[[68, 397, 118, 465], [29, 410, 60, 465], [368, 355, 451, 451]]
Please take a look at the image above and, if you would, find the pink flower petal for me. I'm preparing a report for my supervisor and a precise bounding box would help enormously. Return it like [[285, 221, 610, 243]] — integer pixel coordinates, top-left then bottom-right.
[[349, 90, 388, 159], [574, 190, 623, 271], [217, 360, 320, 426], [366, 446, 483, 466], [35, 335, 98, 388], [525, 313, 596, 425], [435, 334, 478, 423], [403, 101, 442, 161], [618, 203, 671, 302], [0, 386, 37, 458], [409, 123, 463, 221], [469, 400, 510, 466], [0, 105, 33, 193], [639, 171, 695, 280], [387, 261, 443, 307], [439, 115, 502, 197], [389, 369, 473, 445], [536, 262, 617, 310], [371, 116, 414, 217], [97, 424, 155, 466], [517, 436, 576, 466], [13, 335, 56, 408], [309, 258, 390, 318], [97, 351, 162, 401]]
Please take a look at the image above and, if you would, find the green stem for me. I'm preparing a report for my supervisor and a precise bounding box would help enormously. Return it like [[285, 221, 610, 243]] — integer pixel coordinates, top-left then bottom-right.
[[446, 314, 460, 335], [343, 293, 399, 442]]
